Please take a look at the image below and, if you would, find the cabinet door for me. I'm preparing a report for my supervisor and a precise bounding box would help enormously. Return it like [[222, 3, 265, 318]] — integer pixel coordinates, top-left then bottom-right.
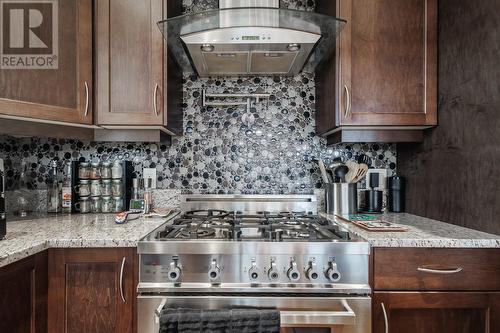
[[96, 0, 164, 125], [48, 248, 136, 333], [339, 0, 437, 126], [0, 0, 92, 124], [0, 252, 48, 333], [373, 292, 500, 333], [316, 0, 437, 132]]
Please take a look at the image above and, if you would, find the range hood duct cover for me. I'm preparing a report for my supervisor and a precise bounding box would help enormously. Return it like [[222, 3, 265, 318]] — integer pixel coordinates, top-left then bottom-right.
[[159, 1, 346, 77]]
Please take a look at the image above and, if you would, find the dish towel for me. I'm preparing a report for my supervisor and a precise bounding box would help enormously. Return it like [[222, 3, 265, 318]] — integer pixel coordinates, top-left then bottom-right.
[[159, 308, 280, 333]]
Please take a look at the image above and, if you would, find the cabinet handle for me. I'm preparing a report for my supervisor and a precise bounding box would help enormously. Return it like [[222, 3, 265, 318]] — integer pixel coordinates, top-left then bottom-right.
[[84, 81, 89, 117], [417, 267, 463, 274], [153, 83, 159, 117], [119, 257, 126, 303], [343, 84, 351, 118], [381, 302, 388, 333]]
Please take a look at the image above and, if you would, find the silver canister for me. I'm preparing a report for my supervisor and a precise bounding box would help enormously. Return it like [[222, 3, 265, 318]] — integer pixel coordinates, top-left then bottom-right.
[[90, 180, 101, 197], [90, 196, 102, 213], [101, 196, 112, 213], [101, 162, 112, 179], [325, 183, 358, 215], [113, 196, 124, 213], [75, 197, 91, 214], [101, 179, 112, 196], [75, 179, 91, 197]]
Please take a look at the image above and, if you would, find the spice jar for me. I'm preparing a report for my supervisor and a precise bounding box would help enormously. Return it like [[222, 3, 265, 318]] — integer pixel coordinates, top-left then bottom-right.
[[101, 179, 112, 196], [101, 162, 112, 179], [75, 197, 90, 214], [78, 162, 90, 179], [75, 179, 91, 197], [90, 180, 101, 197], [90, 197, 102, 213], [101, 196, 112, 213], [113, 197, 124, 213], [111, 179, 123, 197], [111, 160, 123, 179], [90, 162, 101, 180]]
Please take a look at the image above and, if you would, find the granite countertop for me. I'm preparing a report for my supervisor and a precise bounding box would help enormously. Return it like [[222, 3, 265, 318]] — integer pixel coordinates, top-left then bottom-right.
[[321, 212, 500, 248], [0, 213, 173, 268]]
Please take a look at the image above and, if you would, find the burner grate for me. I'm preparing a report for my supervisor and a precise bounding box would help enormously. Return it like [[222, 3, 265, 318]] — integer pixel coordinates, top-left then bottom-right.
[[155, 210, 350, 242]]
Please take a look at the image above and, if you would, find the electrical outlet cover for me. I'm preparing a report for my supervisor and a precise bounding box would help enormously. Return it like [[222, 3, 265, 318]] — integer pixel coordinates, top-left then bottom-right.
[[143, 168, 157, 189], [365, 169, 387, 190]]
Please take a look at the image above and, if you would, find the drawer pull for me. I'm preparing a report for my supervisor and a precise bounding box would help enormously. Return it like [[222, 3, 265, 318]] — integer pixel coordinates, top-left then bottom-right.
[[84, 81, 89, 117], [417, 267, 463, 274], [119, 257, 126, 303], [381, 302, 388, 333]]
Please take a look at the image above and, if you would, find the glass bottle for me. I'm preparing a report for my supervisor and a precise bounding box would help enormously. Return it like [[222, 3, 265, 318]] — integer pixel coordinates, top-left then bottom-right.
[[16, 160, 29, 217], [61, 161, 72, 213], [47, 161, 61, 213]]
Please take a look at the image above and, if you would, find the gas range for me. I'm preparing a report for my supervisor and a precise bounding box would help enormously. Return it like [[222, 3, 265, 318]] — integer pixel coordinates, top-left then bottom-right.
[[137, 195, 371, 332], [138, 195, 370, 294]]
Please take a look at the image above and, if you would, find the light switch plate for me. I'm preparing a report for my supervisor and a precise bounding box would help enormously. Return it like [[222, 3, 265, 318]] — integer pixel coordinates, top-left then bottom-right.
[[365, 169, 387, 190], [143, 168, 157, 189]]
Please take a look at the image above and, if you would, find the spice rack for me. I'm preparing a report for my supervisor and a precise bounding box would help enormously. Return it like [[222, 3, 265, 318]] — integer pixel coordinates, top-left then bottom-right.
[[71, 160, 133, 214]]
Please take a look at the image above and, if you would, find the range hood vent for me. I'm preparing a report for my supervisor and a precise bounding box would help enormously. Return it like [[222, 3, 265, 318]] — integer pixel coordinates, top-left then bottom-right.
[[158, 1, 346, 77]]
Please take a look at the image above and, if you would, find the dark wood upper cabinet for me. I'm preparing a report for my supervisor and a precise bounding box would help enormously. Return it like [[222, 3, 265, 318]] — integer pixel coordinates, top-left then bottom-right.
[[95, 0, 183, 133], [48, 248, 136, 333], [316, 0, 437, 141], [0, 0, 93, 125], [0, 252, 48, 333]]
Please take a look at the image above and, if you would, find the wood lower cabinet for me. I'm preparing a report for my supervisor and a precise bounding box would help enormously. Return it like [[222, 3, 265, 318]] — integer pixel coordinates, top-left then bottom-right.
[[48, 248, 136, 333], [95, 0, 183, 133], [373, 292, 500, 333], [315, 0, 437, 142], [0, 0, 92, 125], [0, 251, 48, 333], [372, 248, 500, 333]]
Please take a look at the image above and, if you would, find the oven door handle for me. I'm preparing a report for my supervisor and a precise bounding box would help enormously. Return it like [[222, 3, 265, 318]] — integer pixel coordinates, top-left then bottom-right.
[[154, 298, 167, 324], [153, 298, 356, 326], [280, 299, 356, 327]]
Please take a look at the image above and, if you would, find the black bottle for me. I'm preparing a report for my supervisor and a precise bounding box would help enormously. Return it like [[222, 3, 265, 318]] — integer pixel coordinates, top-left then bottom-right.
[[388, 176, 405, 213]]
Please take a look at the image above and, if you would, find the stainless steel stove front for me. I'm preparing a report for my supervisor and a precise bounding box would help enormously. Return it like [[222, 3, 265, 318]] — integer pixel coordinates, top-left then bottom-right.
[[137, 195, 371, 333]]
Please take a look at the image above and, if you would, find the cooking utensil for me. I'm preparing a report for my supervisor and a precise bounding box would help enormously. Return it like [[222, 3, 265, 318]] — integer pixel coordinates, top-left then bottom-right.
[[345, 160, 360, 183], [318, 159, 330, 184], [352, 163, 369, 183], [333, 165, 349, 183], [357, 154, 372, 167]]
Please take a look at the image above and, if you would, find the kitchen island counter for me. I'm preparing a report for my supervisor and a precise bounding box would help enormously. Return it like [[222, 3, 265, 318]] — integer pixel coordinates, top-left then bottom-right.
[[0, 213, 174, 268], [322, 212, 500, 248]]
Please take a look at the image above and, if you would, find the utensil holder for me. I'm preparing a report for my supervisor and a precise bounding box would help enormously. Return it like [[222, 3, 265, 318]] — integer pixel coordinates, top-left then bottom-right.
[[325, 183, 358, 215]]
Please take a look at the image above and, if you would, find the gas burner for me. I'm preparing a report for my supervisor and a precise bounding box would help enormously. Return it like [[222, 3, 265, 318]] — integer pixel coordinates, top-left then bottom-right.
[[178, 226, 216, 239]]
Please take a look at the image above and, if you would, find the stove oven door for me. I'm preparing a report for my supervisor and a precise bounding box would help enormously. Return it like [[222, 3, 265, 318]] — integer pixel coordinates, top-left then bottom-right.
[[138, 295, 371, 333]]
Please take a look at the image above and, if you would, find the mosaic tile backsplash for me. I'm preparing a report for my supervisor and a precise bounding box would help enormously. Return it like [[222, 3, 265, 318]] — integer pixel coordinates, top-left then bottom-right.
[[0, 0, 397, 194]]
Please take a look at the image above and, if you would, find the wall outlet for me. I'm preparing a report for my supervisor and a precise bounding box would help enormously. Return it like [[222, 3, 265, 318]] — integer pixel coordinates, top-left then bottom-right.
[[143, 168, 157, 189], [365, 169, 388, 190]]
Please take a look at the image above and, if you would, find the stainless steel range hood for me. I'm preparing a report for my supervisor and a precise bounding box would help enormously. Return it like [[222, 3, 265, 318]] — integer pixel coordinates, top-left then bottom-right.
[[158, 0, 346, 77]]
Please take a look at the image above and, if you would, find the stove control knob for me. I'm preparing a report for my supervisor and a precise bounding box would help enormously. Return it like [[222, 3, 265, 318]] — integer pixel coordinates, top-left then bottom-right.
[[267, 259, 280, 282], [325, 261, 341, 282], [287, 259, 301, 282], [306, 260, 319, 281], [167, 260, 181, 283], [249, 259, 259, 281], [208, 259, 221, 283]]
